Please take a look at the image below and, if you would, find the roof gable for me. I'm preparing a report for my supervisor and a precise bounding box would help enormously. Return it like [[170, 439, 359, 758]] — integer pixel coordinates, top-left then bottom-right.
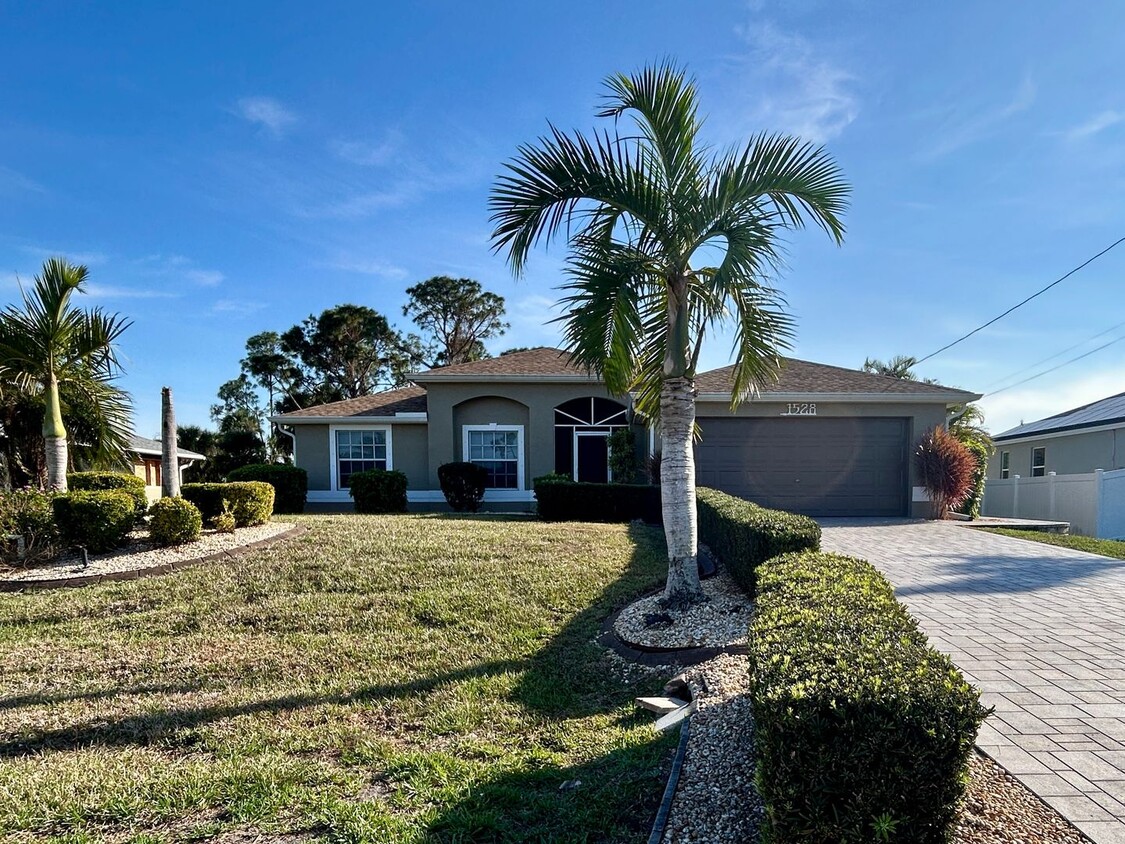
[[995, 391, 1125, 441], [130, 435, 206, 461]]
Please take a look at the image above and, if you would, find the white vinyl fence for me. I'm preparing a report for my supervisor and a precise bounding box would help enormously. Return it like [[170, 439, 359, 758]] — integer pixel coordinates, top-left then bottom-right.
[[982, 468, 1125, 538]]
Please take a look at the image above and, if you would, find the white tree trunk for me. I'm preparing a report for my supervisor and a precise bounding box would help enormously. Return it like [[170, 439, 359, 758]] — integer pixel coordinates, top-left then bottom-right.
[[660, 375, 703, 605], [161, 387, 180, 498], [45, 434, 68, 492]]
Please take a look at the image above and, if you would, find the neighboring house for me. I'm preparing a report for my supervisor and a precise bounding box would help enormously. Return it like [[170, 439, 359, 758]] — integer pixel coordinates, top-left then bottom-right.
[[988, 392, 1125, 481], [128, 435, 206, 503], [272, 347, 978, 517]]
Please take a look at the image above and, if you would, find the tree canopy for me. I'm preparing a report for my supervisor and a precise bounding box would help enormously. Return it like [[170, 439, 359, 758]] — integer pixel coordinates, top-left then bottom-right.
[[403, 276, 508, 367]]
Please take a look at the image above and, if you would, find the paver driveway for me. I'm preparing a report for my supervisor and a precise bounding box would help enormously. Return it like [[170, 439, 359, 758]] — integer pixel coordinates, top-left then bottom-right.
[[820, 519, 1125, 844]]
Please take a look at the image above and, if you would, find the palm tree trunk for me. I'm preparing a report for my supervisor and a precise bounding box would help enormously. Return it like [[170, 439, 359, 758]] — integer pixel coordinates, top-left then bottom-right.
[[43, 372, 68, 492], [161, 387, 180, 498]]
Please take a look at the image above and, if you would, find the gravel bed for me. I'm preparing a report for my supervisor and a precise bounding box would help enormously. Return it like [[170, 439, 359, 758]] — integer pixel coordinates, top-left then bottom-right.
[[0, 521, 295, 583], [614, 569, 751, 649]]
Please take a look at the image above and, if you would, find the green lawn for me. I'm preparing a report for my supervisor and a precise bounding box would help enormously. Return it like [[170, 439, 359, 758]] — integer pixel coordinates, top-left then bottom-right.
[[0, 514, 676, 843], [981, 528, 1125, 559]]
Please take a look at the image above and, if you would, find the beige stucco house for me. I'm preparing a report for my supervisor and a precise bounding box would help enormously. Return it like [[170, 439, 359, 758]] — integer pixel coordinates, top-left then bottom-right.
[[128, 435, 205, 503], [272, 347, 979, 518]]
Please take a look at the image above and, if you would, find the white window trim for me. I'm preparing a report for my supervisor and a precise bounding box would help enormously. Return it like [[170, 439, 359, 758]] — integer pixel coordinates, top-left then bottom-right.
[[1000, 450, 1010, 480], [462, 424, 525, 491], [573, 429, 612, 482], [1031, 446, 1046, 477], [329, 424, 393, 492]]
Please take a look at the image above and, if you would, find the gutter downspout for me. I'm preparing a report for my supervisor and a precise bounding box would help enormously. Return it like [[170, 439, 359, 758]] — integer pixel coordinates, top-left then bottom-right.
[[276, 425, 297, 465]]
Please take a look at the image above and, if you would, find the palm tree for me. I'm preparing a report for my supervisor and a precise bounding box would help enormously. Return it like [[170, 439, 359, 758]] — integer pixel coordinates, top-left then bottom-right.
[[490, 64, 849, 604], [0, 258, 132, 491]]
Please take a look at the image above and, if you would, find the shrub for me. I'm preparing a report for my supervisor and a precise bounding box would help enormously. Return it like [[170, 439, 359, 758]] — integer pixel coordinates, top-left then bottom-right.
[[438, 462, 488, 512], [533, 475, 661, 523], [52, 490, 135, 553], [954, 438, 989, 520], [696, 487, 820, 594], [68, 471, 148, 520], [0, 488, 59, 565], [211, 503, 237, 534], [607, 428, 639, 483], [148, 497, 202, 546], [349, 470, 408, 514], [227, 464, 307, 513], [182, 481, 274, 527], [751, 550, 989, 843], [915, 426, 976, 519]]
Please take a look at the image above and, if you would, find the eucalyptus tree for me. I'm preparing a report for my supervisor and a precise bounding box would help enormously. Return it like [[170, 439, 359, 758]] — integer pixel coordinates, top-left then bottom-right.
[[490, 64, 849, 604], [0, 258, 132, 491]]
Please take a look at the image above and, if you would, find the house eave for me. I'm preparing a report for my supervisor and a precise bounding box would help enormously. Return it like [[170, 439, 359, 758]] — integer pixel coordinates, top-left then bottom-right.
[[271, 415, 429, 425], [408, 373, 600, 384], [695, 391, 982, 404], [994, 418, 1125, 445]]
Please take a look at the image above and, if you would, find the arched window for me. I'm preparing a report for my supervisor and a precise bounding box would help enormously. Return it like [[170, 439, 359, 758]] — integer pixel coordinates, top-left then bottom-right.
[[553, 397, 629, 482]]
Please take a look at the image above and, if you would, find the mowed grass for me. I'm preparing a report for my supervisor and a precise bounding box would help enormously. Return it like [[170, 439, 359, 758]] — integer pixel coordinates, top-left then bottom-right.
[[981, 528, 1125, 560], [0, 514, 676, 843]]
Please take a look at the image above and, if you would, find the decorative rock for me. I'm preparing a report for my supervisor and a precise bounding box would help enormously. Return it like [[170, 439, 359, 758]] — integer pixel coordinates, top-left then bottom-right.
[[615, 567, 751, 650]]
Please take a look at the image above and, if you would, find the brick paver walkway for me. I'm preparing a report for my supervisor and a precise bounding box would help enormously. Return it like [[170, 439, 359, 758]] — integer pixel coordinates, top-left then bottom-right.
[[820, 520, 1125, 844]]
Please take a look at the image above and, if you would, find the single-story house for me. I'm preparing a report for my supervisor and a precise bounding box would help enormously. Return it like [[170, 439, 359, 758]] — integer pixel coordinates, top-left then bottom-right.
[[988, 391, 1125, 480], [128, 435, 206, 503], [272, 347, 979, 517]]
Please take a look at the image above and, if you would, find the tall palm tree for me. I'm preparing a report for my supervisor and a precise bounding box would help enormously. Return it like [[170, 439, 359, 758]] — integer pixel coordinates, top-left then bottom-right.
[[0, 258, 132, 491], [490, 64, 849, 604]]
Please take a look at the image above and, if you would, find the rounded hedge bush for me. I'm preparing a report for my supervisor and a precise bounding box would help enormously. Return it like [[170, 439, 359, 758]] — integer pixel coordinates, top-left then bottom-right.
[[0, 487, 59, 564], [349, 469, 408, 514], [148, 497, 202, 546], [67, 471, 148, 520], [52, 490, 135, 553], [181, 481, 274, 527], [227, 464, 307, 513], [438, 462, 488, 512]]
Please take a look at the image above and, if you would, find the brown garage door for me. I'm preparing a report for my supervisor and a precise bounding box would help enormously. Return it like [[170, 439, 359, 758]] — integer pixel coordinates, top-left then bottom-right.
[[695, 417, 909, 517]]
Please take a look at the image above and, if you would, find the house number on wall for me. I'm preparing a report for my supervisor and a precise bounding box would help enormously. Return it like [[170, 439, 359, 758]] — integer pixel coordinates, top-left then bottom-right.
[[781, 403, 817, 416]]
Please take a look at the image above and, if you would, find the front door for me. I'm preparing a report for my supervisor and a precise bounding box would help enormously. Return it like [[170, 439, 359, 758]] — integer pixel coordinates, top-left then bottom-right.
[[575, 432, 610, 483]]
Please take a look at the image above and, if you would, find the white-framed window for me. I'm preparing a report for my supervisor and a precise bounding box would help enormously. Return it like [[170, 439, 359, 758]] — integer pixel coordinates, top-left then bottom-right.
[[1000, 451, 1010, 480], [331, 426, 390, 489], [463, 425, 523, 490], [1031, 447, 1046, 478]]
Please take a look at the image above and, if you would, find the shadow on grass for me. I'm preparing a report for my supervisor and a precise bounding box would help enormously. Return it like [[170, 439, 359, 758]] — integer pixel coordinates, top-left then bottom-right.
[[0, 522, 669, 761]]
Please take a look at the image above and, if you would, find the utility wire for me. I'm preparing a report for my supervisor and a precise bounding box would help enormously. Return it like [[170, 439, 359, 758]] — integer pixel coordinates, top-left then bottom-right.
[[915, 235, 1125, 366], [984, 334, 1125, 397], [981, 317, 1125, 392]]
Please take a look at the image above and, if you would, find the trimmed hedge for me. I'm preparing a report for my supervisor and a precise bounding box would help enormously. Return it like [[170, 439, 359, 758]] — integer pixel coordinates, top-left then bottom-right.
[[533, 476, 661, 524], [68, 471, 148, 520], [52, 490, 135, 553], [148, 497, 202, 546], [227, 464, 307, 513], [438, 462, 488, 512], [696, 487, 820, 594], [349, 470, 408, 514], [751, 551, 989, 843], [0, 488, 59, 564], [181, 481, 274, 527]]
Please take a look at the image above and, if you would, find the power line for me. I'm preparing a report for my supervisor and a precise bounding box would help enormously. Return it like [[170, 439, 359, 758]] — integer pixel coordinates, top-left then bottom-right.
[[915, 235, 1125, 366], [980, 317, 1125, 392], [984, 334, 1125, 398]]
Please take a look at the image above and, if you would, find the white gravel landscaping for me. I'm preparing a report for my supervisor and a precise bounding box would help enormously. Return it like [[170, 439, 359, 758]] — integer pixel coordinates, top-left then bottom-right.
[[0, 521, 296, 584], [614, 567, 751, 650]]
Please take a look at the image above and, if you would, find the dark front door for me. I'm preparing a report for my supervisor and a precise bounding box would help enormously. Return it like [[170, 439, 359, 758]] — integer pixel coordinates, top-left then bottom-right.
[[576, 433, 609, 483]]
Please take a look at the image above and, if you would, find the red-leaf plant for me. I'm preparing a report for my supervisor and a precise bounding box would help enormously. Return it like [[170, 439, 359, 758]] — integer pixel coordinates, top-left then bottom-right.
[[914, 426, 976, 519]]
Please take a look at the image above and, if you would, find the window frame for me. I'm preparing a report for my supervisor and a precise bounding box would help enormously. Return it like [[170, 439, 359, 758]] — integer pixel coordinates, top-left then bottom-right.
[[1031, 446, 1046, 478], [462, 424, 524, 491], [330, 424, 393, 491], [1000, 450, 1010, 480]]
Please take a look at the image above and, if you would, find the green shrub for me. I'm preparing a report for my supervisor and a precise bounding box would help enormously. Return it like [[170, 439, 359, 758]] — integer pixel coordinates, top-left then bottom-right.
[[0, 487, 59, 564], [52, 490, 135, 553], [227, 464, 307, 513], [533, 476, 661, 523], [954, 439, 989, 520], [349, 469, 408, 514], [68, 471, 148, 520], [211, 503, 237, 534], [751, 550, 990, 843], [696, 487, 820, 594], [438, 462, 489, 512], [607, 428, 640, 483], [148, 497, 202, 546], [181, 482, 274, 527]]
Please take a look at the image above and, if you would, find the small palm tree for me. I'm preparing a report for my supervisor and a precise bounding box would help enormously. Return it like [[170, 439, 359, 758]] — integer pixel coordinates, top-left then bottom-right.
[[0, 258, 132, 491], [490, 64, 849, 604]]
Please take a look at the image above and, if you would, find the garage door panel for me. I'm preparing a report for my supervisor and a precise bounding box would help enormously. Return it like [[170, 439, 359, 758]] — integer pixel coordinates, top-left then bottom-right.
[[694, 417, 908, 517]]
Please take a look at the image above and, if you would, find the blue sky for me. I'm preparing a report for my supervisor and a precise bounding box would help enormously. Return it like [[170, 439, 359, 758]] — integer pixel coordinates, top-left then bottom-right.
[[3, 1, 1125, 437]]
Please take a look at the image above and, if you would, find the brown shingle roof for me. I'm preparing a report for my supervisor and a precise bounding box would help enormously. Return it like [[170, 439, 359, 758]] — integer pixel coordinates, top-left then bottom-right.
[[273, 385, 428, 419], [410, 347, 591, 379], [695, 357, 979, 399]]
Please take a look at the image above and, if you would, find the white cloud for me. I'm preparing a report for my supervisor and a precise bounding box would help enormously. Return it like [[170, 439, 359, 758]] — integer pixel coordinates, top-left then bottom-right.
[[729, 22, 860, 143], [0, 165, 46, 195], [1065, 109, 1125, 142], [185, 269, 224, 287], [331, 131, 403, 166], [21, 245, 108, 266], [327, 256, 408, 278], [921, 74, 1036, 159], [234, 96, 297, 134], [212, 298, 267, 315], [978, 367, 1125, 435], [83, 284, 181, 300]]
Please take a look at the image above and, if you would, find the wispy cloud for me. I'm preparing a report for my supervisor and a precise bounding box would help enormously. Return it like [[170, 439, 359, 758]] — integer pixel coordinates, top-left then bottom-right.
[[212, 298, 267, 315], [135, 254, 225, 288], [1065, 109, 1125, 142], [234, 96, 297, 134], [21, 245, 108, 266], [327, 256, 408, 278], [83, 284, 181, 300], [921, 74, 1036, 159], [331, 130, 403, 166], [728, 22, 860, 143], [0, 165, 46, 195], [185, 269, 224, 287]]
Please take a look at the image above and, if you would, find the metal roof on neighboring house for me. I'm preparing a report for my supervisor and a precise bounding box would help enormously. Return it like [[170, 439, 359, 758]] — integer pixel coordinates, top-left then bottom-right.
[[994, 391, 1125, 441], [129, 435, 206, 461]]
